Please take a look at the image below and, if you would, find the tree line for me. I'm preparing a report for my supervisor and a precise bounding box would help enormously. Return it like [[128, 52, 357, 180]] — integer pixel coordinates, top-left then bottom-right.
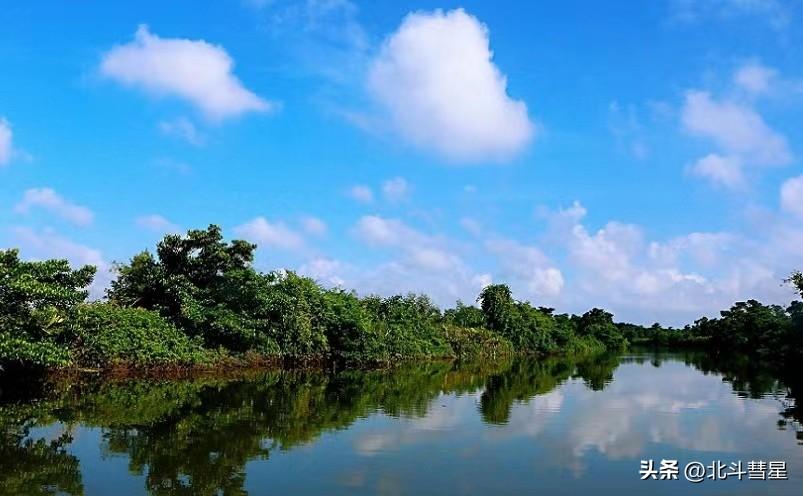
[[1, 224, 801, 372]]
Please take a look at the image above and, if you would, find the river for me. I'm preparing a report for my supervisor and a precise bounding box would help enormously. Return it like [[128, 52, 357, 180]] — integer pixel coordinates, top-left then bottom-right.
[[1, 351, 801, 495]]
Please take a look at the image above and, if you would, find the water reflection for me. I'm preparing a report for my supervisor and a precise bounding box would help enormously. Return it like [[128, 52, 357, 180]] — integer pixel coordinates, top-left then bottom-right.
[[0, 352, 800, 495]]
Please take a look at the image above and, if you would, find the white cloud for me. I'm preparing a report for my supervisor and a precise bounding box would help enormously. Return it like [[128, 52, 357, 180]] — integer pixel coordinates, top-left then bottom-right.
[[101, 25, 273, 120], [368, 9, 535, 162], [0, 118, 12, 165], [135, 214, 180, 233], [649, 232, 734, 268], [780, 175, 803, 219], [234, 217, 304, 250], [300, 216, 327, 236], [687, 153, 745, 190], [348, 184, 374, 203], [354, 215, 410, 246], [298, 257, 345, 287], [12, 227, 111, 299], [382, 176, 409, 202], [408, 246, 461, 271], [681, 90, 791, 166], [485, 238, 564, 297], [537, 201, 800, 325], [158, 117, 204, 145], [734, 61, 777, 95], [353, 215, 465, 273], [14, 188, 94, 227]]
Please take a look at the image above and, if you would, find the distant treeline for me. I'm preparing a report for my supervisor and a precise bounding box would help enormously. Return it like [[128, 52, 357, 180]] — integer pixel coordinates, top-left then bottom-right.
[[1, 225, 801, 372]]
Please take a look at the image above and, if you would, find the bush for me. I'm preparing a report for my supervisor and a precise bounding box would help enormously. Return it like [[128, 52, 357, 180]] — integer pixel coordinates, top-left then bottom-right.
[[443, 324, 513, 359], [0, 334, 72, 368], [72, 303, 210, 367]]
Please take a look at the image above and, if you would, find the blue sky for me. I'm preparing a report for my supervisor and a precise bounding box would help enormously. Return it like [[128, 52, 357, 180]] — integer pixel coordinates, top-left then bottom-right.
[[2, 0, 803, 325]]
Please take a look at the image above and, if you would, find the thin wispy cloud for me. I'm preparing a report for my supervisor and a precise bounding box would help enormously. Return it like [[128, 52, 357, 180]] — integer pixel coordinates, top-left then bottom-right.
[[14, 188, 94, 227]]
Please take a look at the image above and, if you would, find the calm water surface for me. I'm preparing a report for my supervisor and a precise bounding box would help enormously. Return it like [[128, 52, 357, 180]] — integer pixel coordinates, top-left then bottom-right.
[[1, 352, 801, 495]]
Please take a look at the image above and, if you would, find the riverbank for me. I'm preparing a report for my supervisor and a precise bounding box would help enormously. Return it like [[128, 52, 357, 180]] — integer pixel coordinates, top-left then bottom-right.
[[2, 226, 802, 378]]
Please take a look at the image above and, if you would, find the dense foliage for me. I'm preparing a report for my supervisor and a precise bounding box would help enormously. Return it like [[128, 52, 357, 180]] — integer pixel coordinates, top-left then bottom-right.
[[0, 225, 802, 373], [72, 303, 211, 367], [0, 249, 94, 368]]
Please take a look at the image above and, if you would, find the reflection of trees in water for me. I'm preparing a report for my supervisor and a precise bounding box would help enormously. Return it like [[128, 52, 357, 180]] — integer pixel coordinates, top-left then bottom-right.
[[680, 351, 803, 444], [0, 425, 82, 496], [477, 353, 621, 425], [0, 362, 511, 495], [1, 351, 800, 494]]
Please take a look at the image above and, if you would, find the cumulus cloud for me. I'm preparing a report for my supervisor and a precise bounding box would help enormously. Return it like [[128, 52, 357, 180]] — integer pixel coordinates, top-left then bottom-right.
[[538, 201, 798, 325], [681, 90, 791, 166], [348, 184, 374, 203], [485, 238, 564, 297], [354, 215, 413, 246], [0, 118, 12, 165], [687, 153, 745, 190], [780, 175, 803, 219], [234, 217, 304, 250], [648, 232, 735, 268], [14, 188, 94, 227], [158, 117, 204, 145], [135, 214, 180, 233], [101, 25, 273, 120], [354, 215, 465, 272], [368, 9, 535, 162], [680, 89, 791, 189], [382, 176, 409, 202]]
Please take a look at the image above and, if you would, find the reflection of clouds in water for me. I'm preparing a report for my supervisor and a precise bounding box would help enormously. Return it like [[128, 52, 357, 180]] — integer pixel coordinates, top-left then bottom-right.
[[353, 392, 480, 456], [336, 469, 366, 488], [499, 361, 788, 476], [490, 390, 565, 438], [349, 358, 798, 484]]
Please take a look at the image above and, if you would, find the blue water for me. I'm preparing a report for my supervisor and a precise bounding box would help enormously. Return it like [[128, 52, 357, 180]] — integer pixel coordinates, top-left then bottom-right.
[[1, 352, 801, 495]]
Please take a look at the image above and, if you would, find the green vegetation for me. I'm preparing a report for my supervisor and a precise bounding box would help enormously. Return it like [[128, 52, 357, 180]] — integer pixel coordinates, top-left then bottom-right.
[[0, 226, 631, 372], [1, 224, 802, 375], [72, 303, 211, 368], [0, 249, 94, 368]]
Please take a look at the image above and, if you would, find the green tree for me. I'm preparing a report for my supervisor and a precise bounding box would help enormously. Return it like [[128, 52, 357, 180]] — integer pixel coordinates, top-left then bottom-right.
[[0, 249, 95, 368], [108, 225, 266, 351], [575, 308, 627, 349], [444, 300, 485, 328], [479, 284, 515, 335]]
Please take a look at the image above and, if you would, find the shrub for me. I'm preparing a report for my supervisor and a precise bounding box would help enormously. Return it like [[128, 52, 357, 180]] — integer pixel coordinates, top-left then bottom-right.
[[442, 324, 514, 359], [72, 303, 210, 367]]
